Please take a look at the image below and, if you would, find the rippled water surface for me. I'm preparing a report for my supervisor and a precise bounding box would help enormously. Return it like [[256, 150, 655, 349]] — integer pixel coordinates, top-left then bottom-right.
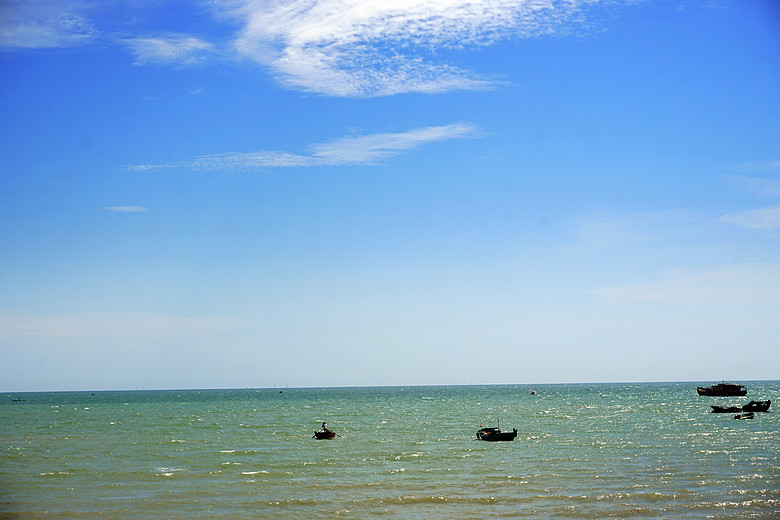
[[2, 382, 779, 518]]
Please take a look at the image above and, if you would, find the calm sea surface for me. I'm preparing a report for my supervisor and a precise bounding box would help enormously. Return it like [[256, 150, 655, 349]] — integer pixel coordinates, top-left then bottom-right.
[[2, 382, 778, 519]]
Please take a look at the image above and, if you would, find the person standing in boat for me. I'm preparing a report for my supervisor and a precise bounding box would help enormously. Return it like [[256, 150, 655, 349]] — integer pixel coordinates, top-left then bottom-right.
[[322, 421, 329, 433]]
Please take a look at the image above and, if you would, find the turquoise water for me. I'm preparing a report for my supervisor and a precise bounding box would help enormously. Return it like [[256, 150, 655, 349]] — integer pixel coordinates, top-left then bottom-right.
[[2, 382, 778, 519]]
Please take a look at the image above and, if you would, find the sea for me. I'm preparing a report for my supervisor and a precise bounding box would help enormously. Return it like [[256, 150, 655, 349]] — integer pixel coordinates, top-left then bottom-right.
[[2, 382, 778, 519]]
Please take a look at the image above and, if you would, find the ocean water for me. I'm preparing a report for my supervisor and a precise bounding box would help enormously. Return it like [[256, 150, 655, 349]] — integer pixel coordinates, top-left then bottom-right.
[[1, 382, 778, 519]]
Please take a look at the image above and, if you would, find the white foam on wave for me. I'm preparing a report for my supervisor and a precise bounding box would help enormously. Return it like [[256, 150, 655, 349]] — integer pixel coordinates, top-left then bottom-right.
[[154, 467, 184, 477]]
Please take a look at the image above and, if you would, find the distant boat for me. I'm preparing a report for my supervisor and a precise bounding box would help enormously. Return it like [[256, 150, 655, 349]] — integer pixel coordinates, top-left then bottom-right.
[[697, 383, 747, 396], [313, 429, 336, 439], [733, 412, 755, 420], [530, 390, 537, 395], [741, 400, 770, 413], [476, 420, 517, 442]]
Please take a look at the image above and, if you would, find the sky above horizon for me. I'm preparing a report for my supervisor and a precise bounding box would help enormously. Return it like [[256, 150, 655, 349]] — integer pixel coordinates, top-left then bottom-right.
[[1, 0, 779, 392]]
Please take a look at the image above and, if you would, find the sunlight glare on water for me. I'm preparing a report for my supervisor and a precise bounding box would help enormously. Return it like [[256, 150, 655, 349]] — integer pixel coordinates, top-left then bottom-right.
[[2, 382, 779, 519]]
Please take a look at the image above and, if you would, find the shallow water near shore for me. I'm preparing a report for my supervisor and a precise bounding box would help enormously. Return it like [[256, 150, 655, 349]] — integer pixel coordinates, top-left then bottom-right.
[[2, 382, 779, 518]]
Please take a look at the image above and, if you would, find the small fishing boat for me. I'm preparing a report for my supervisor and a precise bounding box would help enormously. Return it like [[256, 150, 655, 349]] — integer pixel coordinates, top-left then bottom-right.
[[697, 383, 747, 397], [711, 405, 741, 413], [733, 412, 755, 420], [313, 429, 336, 439], [741, 400, 770, 412], [476, 420, 517, 442]]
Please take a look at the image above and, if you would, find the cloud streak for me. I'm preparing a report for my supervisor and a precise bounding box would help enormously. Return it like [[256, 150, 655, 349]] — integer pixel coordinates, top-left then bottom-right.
[[730, 160, 780, 172], [128, 122, 481, 172], [721, 206, 780, 231], [731, 175, 780, 198], [0, 310, 240, 339], [102, 206, 150, 212]]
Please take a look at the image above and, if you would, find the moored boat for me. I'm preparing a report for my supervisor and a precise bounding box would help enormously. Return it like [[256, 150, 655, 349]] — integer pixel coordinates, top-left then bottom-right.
[[476, 421, 517, 442], [733, 412, 754, 420], [742, 400, 770, 412], [711, 405, 741, 413], [697, 383, 747, 397]]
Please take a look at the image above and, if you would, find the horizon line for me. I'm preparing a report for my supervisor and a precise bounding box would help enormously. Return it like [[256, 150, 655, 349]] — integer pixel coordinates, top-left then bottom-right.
[[5, 379, 777, 394]]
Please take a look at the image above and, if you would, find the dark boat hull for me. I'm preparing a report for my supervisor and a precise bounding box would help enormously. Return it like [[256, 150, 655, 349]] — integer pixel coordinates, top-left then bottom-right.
[[476, 427, 517, 442], [313, 430, 335, 439], [697, 383, 747, 397], [742, 400, 770, 412], [711, 406, 741, 413]]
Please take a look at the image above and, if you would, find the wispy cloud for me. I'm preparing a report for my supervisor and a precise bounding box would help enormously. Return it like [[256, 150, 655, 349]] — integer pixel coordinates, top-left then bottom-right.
[[721, 206, 780, 231], [722, 159, 780, 229], [0, 0, 96, 49], [573, 209, 710, 251], [128, 122, 481, 172], [729, 175, 780, 198], [727, 159, 780, 198], [102, 206, 150, 212], [224, 0, 594, 97], [121, 34, 214, 66], [0, 310, 240, 338], [590, 263, 780, 305], [730, 160, 780, 172]]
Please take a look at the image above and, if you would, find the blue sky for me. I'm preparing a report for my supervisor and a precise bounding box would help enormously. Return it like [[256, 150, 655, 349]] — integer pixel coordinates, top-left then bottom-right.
[[1, 0, 778, 391]]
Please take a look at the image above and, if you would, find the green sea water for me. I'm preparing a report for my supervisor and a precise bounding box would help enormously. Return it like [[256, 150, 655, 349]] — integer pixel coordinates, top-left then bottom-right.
[[2, 382, 779, 519]]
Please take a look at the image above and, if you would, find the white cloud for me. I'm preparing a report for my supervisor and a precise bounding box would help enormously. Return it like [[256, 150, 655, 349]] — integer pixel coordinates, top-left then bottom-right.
[[0, 0, 96, 49], [128, 122, 481, 172], [121, 34, 214, 66], [590, 263, 780, 305], [721, 206, 780, 231], [222, 0, 592, 96], [2, 0, 610, 95], [102, 206, 150, 212]]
